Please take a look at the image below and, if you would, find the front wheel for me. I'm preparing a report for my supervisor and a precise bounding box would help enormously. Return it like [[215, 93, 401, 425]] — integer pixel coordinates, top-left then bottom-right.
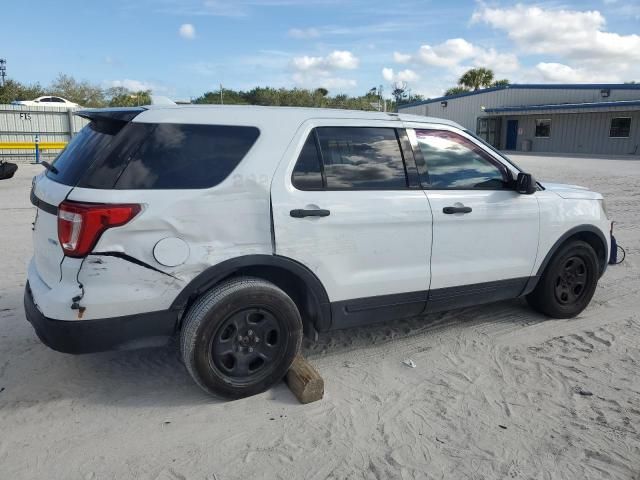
[[527, 240, 600, 318], [180, 277, 302, 398]]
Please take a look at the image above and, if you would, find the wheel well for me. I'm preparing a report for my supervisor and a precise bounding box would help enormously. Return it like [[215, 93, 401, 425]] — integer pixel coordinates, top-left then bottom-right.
[[175, 262, 328, 338], [547, 230, 607, 277]]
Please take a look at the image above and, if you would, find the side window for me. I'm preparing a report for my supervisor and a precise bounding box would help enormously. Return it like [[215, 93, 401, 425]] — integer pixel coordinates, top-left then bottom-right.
[[292, 132, 323, 190], [114, 124, 260, 189], [315, 127, 407, 189], [610, 117, 631, 138], [535, 119, 551, 138], [50, 97, 65, 103], [415, 129, 508, 189], [39, 97, 51, 102]]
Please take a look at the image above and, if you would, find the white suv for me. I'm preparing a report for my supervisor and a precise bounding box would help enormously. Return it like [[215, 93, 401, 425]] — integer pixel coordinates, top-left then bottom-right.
[[26, 106, 612, 398]]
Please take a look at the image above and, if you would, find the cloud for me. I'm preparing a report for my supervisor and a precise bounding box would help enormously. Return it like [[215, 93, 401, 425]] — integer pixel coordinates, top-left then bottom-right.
[[382, 68, 419, 83], [535, 62, 619, 83], [108, 79, 157, 92], [179, 23, 196, 39], [472, 4, 640, 64], [288, 27, 320, 39], [394, 38, 519, 76], [393, 52, 412, 64], [291, 50, 359, 71], [289, 50, 358, 90]]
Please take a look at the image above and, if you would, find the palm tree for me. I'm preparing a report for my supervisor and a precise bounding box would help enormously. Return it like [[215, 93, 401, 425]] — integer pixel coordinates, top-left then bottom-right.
[[444, 86, 469, 96], [458, 68, 495, 91]]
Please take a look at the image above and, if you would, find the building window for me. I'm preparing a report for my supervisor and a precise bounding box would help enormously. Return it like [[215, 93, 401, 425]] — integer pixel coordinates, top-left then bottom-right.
[[610, 117, 631, 138], [535, 119, 551, 138]]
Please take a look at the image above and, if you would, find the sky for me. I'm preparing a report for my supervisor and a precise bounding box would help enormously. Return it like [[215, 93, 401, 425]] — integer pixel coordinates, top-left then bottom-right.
[[2, 0, 640, 100]]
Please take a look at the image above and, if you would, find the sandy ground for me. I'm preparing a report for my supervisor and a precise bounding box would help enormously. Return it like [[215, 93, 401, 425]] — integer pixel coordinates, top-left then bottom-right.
[[1, 156, 639, 480]]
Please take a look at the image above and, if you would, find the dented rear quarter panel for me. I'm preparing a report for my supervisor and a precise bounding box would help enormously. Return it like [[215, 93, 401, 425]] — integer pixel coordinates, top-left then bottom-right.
[[62, 108, 306, 318]]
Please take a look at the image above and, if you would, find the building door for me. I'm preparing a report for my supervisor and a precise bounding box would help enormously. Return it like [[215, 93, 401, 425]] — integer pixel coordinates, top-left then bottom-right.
[[506, 120, 518, 150]]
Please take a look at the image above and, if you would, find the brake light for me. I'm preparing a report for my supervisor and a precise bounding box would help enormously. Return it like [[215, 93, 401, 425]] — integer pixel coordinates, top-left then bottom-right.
[[57, 201, 141, 257]]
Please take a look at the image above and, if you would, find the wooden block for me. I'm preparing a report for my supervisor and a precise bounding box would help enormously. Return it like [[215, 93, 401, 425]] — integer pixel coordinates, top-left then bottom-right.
[[286, 355, 324, 404]]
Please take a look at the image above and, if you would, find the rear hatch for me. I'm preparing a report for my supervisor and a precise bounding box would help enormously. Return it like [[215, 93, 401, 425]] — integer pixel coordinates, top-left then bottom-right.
[[30, 108, 145, 287]]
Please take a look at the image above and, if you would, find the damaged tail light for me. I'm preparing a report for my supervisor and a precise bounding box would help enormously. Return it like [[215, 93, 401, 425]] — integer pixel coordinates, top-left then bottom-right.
[[58, 201, 141, 257]]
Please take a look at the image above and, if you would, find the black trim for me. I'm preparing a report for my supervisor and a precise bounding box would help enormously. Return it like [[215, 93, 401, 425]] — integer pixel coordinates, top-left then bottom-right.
[[170, 254, 332, 332], [330, 277, 533, 329], [331, 290, 427, 329], [30, 189, 58, 216], [24, 283, 177, 354], [426, 277, 528, 313], [535, 225, 608, 278], [397, 128, 421, 188], [521, 225, 609, 296]]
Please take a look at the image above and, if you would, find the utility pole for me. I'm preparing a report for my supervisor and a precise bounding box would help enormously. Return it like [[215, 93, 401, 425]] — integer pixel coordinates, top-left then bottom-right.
[[220, 83, 223, 105], [0, 59, 6, 87]]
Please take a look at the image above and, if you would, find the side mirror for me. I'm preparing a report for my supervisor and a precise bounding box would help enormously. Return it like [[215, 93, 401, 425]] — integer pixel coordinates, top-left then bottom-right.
[[516, 172, 536, 195]]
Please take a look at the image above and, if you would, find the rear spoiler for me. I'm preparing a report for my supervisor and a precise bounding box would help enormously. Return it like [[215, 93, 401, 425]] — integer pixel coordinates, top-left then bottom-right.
[[75, 107, 146, 123]]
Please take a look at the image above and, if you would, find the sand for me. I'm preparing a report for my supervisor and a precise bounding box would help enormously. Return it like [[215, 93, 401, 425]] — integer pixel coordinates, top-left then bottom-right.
[[0, 155, 638, 479]]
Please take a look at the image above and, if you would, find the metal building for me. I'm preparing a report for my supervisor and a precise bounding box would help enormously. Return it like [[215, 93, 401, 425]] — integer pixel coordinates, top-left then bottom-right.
[[0, 104, 88, 163], [398, 84, 640, 155]]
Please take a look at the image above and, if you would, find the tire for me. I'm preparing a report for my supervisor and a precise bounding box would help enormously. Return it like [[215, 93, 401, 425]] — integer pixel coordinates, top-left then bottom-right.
[[180, 277, 302, 398], [527, 240, 599, 318]]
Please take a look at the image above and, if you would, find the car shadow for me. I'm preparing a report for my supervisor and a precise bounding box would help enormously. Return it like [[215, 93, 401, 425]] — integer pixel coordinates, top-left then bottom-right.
[[2, 292, 550, 409]]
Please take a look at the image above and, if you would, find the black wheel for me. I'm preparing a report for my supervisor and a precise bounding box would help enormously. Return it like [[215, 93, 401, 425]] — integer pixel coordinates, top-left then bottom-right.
[[527, 240, 599, 318], [180, 277, 302, 398]]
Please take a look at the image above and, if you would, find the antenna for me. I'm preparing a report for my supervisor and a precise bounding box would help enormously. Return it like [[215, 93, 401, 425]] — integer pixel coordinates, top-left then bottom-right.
[[0, 59, 6, 87]]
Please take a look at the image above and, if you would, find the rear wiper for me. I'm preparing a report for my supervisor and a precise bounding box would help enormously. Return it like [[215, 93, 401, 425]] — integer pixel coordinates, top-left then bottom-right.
[[40, 161, 59, 175]]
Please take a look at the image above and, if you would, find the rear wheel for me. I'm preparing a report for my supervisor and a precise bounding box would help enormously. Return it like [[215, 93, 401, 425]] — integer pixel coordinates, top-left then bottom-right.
[[180, 277, 302, 398], [527, 240, 599, 318]]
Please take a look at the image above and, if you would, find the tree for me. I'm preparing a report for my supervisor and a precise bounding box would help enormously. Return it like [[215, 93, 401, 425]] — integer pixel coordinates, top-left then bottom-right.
[[108, 90, 152, 107], [391, 81, 408, 104], [444, 86, 469, 96], [444, 69, 510, 97], [0, 79, 45, 103], [50, 73, 106, 107], [193, 86, 381, 111], [458, 68, 495, 91]]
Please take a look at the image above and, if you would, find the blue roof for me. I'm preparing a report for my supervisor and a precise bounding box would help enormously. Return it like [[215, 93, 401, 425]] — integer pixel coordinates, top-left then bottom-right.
[[399, 83, 640, 109], [484, 99, 640, 113]]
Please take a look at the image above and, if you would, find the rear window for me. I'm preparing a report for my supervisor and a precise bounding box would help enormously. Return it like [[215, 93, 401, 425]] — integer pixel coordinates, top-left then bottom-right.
[[50, 122, 260, 189], [47, 121, 128, 186], [114, 124, 259, 189]]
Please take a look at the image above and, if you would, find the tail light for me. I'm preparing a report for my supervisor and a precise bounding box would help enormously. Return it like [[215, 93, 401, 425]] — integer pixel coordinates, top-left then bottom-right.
[[57, 201, 141, 257]]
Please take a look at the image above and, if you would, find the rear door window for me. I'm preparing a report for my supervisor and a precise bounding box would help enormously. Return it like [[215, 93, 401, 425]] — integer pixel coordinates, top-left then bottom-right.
[[114, 124, 260, 189], [292, 132, 324, 190], [315, 127, 408, 189]]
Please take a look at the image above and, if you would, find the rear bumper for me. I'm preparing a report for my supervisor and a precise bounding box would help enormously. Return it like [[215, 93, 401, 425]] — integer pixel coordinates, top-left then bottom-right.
[[24, 283, 178, 354]]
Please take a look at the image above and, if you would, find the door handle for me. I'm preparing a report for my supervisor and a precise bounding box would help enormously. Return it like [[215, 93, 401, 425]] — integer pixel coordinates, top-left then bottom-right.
[[443, 206, 472, 214], [290, 208, 331, 218]]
